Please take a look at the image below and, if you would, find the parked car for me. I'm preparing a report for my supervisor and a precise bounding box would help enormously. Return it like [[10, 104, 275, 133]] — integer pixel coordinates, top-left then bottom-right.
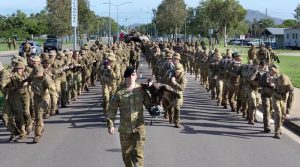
[[227, 38, 239, 45], [247, 38, 262, 46], [19, 41, 43, 56], [43, 37, 62, 52]]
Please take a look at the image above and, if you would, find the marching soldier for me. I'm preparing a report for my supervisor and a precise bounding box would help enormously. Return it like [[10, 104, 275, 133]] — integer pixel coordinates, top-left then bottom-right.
[[269, 64, 294, 139]]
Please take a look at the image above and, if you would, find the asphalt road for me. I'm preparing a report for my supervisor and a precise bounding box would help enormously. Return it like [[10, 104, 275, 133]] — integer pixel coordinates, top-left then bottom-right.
[[0, 44, 77, 65], [0, 58, 300, 167]]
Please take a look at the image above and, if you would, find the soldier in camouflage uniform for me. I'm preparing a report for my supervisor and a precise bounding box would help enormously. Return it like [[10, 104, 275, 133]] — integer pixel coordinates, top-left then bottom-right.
[[247, 44, 258, 65], [269, 65, 294, 139], [99, 53, 120, 115], [0, 62, 11, 127], [72, 50, 83, 99], [259, 64, 274, 133], [227, 55, 242, 112], [257, 44, 271, 65], [106, 67, 153, 167], [31, 66, 56, 143], [168, 54, 187, 128]]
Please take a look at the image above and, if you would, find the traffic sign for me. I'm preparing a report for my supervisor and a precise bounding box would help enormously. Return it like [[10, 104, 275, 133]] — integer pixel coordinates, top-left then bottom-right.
[[71, 0, 78, 27]]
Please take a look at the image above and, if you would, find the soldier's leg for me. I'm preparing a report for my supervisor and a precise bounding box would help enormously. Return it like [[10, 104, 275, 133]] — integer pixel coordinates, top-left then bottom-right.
[[262, 97, 271, 132], [22, 92, 32, 134], [102, 86, 110, 115], [14, 99, 26, 139], [216, 79, 223, 105], [55, 80, 62, 108], [120, 133, 135, 167], [60, 81, 67, 107], [167, 107, 173, 123], [247, 90, 257, 125], [132, 130, 145, 167], [272, 98, 282, 138], [221, 80, 228, 109], [228, 85, 237, 112], [33, 99, 49, 143]]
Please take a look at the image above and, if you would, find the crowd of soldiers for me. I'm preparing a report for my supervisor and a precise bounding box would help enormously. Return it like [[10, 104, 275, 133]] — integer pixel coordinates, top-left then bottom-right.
[[142, 41, 294, 139], [0, 40, 143, 143]]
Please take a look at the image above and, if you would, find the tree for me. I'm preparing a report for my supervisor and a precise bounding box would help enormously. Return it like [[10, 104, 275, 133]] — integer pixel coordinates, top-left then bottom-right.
[[294, 4, 300, 23], [46, 0, 71, 37], [154, 0, 187, 37], [278, 19, 297, 28]]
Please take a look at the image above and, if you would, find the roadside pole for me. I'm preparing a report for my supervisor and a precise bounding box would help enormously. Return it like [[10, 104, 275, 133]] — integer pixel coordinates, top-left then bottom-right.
[[71, 0, 78, 50]]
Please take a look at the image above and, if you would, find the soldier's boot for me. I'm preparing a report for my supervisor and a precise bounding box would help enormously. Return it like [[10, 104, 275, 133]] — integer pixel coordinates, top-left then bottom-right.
[[254, 116, 258, 123], [263, 128, 271, 133], [55, 109, 60, 114], [231, 108, 236, 113], [273, 133, 280, 139], [33, 136, 41, 143], [8, 135, 16, 143], [26, 123, 33, 135], [44, 114, 50, 119], [174, 123, 181, 128], [242, 112, 246, 118], [248, 120, 255, 125], [16, 135, 26, 142], [217, 100, 221, 106], [50, 110, 55, 116]]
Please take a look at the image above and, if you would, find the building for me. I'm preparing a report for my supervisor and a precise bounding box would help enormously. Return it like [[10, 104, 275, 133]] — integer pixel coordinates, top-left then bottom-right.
[[260, 28, 287, 49], [284, 28, 300, 49]]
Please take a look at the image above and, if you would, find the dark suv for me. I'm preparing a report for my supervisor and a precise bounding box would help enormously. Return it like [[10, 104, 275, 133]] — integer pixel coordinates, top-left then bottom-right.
[[43, 37, 62, 52]]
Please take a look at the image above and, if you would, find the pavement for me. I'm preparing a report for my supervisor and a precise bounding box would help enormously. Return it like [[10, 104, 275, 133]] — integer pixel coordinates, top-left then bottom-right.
[[0, 48, 300, 135], [0, 57, 300, 167]]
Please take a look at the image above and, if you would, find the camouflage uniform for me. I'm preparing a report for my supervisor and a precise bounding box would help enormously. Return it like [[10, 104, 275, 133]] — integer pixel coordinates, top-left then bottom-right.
[[31, 66, 56, 143], [106, 83, 152, 167], [167, 63, 187, 127], [257, 45, 271, 65], [271, 68, 294, 138], [99, 53, 120, 114], [259, 71, 274, 132], [247, 45, 258, 65]]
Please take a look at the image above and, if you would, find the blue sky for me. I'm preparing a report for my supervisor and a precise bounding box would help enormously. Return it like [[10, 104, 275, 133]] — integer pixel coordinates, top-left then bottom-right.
[[0, 0, 298, 25]]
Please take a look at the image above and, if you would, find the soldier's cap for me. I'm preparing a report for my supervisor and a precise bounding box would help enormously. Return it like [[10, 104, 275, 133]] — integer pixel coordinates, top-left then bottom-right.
[[18, 57, 28, 66], [57, 51, 65, 57], [124, 67, 136, 78], [30, 55, 41, 62], [214, 48, 219, 53], [173, 53, 181, 60], [63, 49, 71, 55], [0, 62, 4, 71], [41, 58, 53, 65], [11, 55, 21, 60], [79, 50, 86, 55], [112, 46, 117, 50], [165, 53, 173, 59], [41, 52, 49, 60], [32, 66, 44, 76], [215, 53, 222, 59], [49, 50, 57, 56], [14, 61, 25, 69], [82, 46, 89, 50], [106, 53, 116, 61], [175, 63, 184, 72]]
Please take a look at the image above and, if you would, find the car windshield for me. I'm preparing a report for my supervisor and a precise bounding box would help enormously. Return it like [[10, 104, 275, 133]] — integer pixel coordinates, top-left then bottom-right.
[[46, 38, 58, 42]]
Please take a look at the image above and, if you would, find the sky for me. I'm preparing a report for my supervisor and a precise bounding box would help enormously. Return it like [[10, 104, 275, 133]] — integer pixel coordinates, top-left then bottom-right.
[[0, 0, 299, 25]]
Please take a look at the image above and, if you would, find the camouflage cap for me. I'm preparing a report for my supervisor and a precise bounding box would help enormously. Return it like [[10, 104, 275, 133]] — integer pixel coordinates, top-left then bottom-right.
[[14, 61, 25, 69], [30, 55, 41, 62], [165, 53, 173, 59], [112, 46, 117, 50], [106, 53, 116, 61], [49, 50, 57, 57], [57, 51, 65, 58], [173, 53, 181, 60], [18, 57, 28, 66], [79, 50, 86, 55], [41, 58, 53, 65], [32, 66, 44, 76], [63, 49, 71, 55], [0, 62, 3, 71], [82, 45, 89, 50], [175, 63, 184, 72], [41, 52, 50, 60]]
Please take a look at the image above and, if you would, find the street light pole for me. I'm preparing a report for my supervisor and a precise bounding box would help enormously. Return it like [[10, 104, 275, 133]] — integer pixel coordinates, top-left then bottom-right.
[[103, 1, 132, 43], [108, 0, 111, 45]]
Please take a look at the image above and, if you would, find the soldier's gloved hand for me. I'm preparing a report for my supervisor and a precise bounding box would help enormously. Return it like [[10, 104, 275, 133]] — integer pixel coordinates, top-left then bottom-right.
[[108, 127, 115, 135]]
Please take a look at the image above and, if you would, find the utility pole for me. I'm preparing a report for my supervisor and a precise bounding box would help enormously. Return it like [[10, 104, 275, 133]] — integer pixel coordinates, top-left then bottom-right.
[[71, 0, 78, 50], [108, 0, 111, 45]]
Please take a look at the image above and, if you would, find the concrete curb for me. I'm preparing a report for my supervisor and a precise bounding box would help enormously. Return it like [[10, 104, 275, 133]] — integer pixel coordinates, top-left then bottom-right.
[[284, 120, 300, 136]]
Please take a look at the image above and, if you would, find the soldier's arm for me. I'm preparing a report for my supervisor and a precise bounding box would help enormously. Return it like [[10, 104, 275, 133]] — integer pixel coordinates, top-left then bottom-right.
[[106, 92, 119, 127], [109, 65, 120, 80], [286, 83, 294, 114]]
